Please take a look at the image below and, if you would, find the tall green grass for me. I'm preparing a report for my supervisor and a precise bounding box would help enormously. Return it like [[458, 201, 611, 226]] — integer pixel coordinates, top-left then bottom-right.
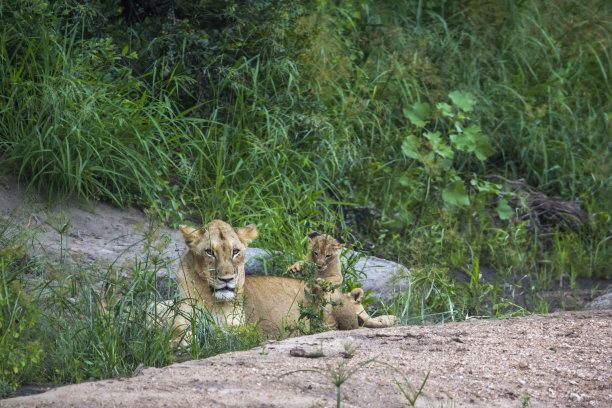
[[0, 8, 191, 207], [0, 219, 264, 398]]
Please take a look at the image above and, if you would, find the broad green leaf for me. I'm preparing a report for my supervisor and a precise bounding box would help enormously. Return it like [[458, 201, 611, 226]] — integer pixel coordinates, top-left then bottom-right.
[[401, 135, 421, 160], [436, 102, 454, 117], [440, 156, 454, 171], [436, 142, 454, 160], [450, 132, 470, 151], [442, 180, 470, 206], [462, 124, 481, 144], [496, 198, 514, 220], [398, 173, 412, 187], [424, 131, 441, 142], [403, 102, 431, 128], [474, 137, 494, 160], [424, 131, 441, 151], [463, 124, 493, 159], [449, 91, 476, 112]]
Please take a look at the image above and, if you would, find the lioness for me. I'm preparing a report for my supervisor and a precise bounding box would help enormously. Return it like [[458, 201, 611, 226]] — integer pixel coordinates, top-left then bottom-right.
[[169, 220, 397, 343]]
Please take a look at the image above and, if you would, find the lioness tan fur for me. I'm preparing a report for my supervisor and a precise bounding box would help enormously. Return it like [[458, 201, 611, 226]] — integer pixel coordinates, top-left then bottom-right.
[[243, 277, 397, 335]]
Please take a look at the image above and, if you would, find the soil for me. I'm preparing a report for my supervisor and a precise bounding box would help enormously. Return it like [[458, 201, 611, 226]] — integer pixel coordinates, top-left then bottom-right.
[[1, 175, 611, 407], [1, 310, 611, 407]]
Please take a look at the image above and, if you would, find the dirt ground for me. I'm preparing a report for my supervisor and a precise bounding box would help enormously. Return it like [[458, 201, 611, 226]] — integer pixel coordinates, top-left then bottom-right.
[[1, 310, 610, 408]]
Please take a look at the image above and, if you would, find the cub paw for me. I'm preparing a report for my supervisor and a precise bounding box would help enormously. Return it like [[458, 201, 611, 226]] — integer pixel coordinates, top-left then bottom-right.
[[365, 314, 399, 328], [375, 315, 399, 327], [286, 262, 302, 274]]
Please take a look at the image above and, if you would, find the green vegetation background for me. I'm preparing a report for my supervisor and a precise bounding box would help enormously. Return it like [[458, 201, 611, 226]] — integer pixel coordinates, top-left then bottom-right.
[[0, 0, 610, 397]]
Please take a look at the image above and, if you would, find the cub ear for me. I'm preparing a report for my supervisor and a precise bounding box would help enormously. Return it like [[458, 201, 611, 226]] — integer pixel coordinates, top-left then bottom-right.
[[308, 232, 320, 240], [350, 288, 364, 303], [179, 225, 203, 249], [236, 224, 258, 245], [336, 236, 346, 246]]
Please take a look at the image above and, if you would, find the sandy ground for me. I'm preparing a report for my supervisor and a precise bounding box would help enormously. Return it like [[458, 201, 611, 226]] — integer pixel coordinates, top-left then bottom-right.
[[2, 310, 611, 408]]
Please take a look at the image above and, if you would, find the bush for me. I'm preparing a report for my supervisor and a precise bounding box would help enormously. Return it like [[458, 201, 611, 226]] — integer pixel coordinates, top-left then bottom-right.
[[0, 252, 42, 398]]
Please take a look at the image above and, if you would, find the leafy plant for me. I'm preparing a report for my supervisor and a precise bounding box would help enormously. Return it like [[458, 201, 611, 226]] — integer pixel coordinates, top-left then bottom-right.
[[0, 252, 42, 398], [297, 265, 341, 335], [395, 372, 430, 407], [401, 91, 494, 207], [281, 356, 379, 408]]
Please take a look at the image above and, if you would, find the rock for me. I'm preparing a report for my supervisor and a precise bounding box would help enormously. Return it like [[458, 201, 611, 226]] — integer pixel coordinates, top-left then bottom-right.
[[586, 289, 612, 310], [352, 253, 410, 302], [4, 310, 612, 408], [244, 247, 275, 276], [243, 249, 410, 302]]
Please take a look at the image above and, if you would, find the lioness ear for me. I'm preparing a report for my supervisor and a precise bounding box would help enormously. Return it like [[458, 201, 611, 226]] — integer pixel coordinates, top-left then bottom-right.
[[179, 225, 203, 249], [308, 232, 320, 241], [350, 288, 364, 303], [236, 224, 258, 245]]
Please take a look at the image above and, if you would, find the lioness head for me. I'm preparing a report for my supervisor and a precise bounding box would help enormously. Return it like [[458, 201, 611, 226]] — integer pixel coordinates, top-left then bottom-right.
[[307, 232, 345, 269], [179, 220, 257, 302]]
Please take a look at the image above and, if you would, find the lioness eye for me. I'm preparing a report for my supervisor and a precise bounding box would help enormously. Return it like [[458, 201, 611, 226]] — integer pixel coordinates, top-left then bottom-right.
[[313, 251, 318, 256], [326, 254, 332, 258], [232, 248, 240, 256], [205, 249, 215, 257]]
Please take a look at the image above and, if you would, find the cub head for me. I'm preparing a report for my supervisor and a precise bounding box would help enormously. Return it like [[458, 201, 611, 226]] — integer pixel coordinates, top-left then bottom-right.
[[333, 288, 368, 330], [332, 288, 399, 330], [307, 232, 345, 269], [179, 220, 257, 302]]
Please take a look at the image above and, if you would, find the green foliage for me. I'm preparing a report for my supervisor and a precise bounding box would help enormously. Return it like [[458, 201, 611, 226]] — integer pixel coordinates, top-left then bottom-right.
[[188, 311, 263, 360], [0, 0, 194, 208], [2, 0, 609, 277], [37, 263, 175, 383], [384, 262, 527, 326], [395, 371, 430, 407], [0, 253, 42, 398], [281, 355, 379, 408], [400, 91, 493, 207], [296, 264, 341, 335]]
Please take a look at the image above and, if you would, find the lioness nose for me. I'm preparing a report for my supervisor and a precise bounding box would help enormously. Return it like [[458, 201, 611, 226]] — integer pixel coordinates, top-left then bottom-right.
[[218, 276, 234, 283]]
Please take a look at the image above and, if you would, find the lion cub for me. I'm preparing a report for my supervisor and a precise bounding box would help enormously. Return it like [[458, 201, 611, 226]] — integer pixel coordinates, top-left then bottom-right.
[[286, 232, 345, 286], [287, 232, 398, 331]]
